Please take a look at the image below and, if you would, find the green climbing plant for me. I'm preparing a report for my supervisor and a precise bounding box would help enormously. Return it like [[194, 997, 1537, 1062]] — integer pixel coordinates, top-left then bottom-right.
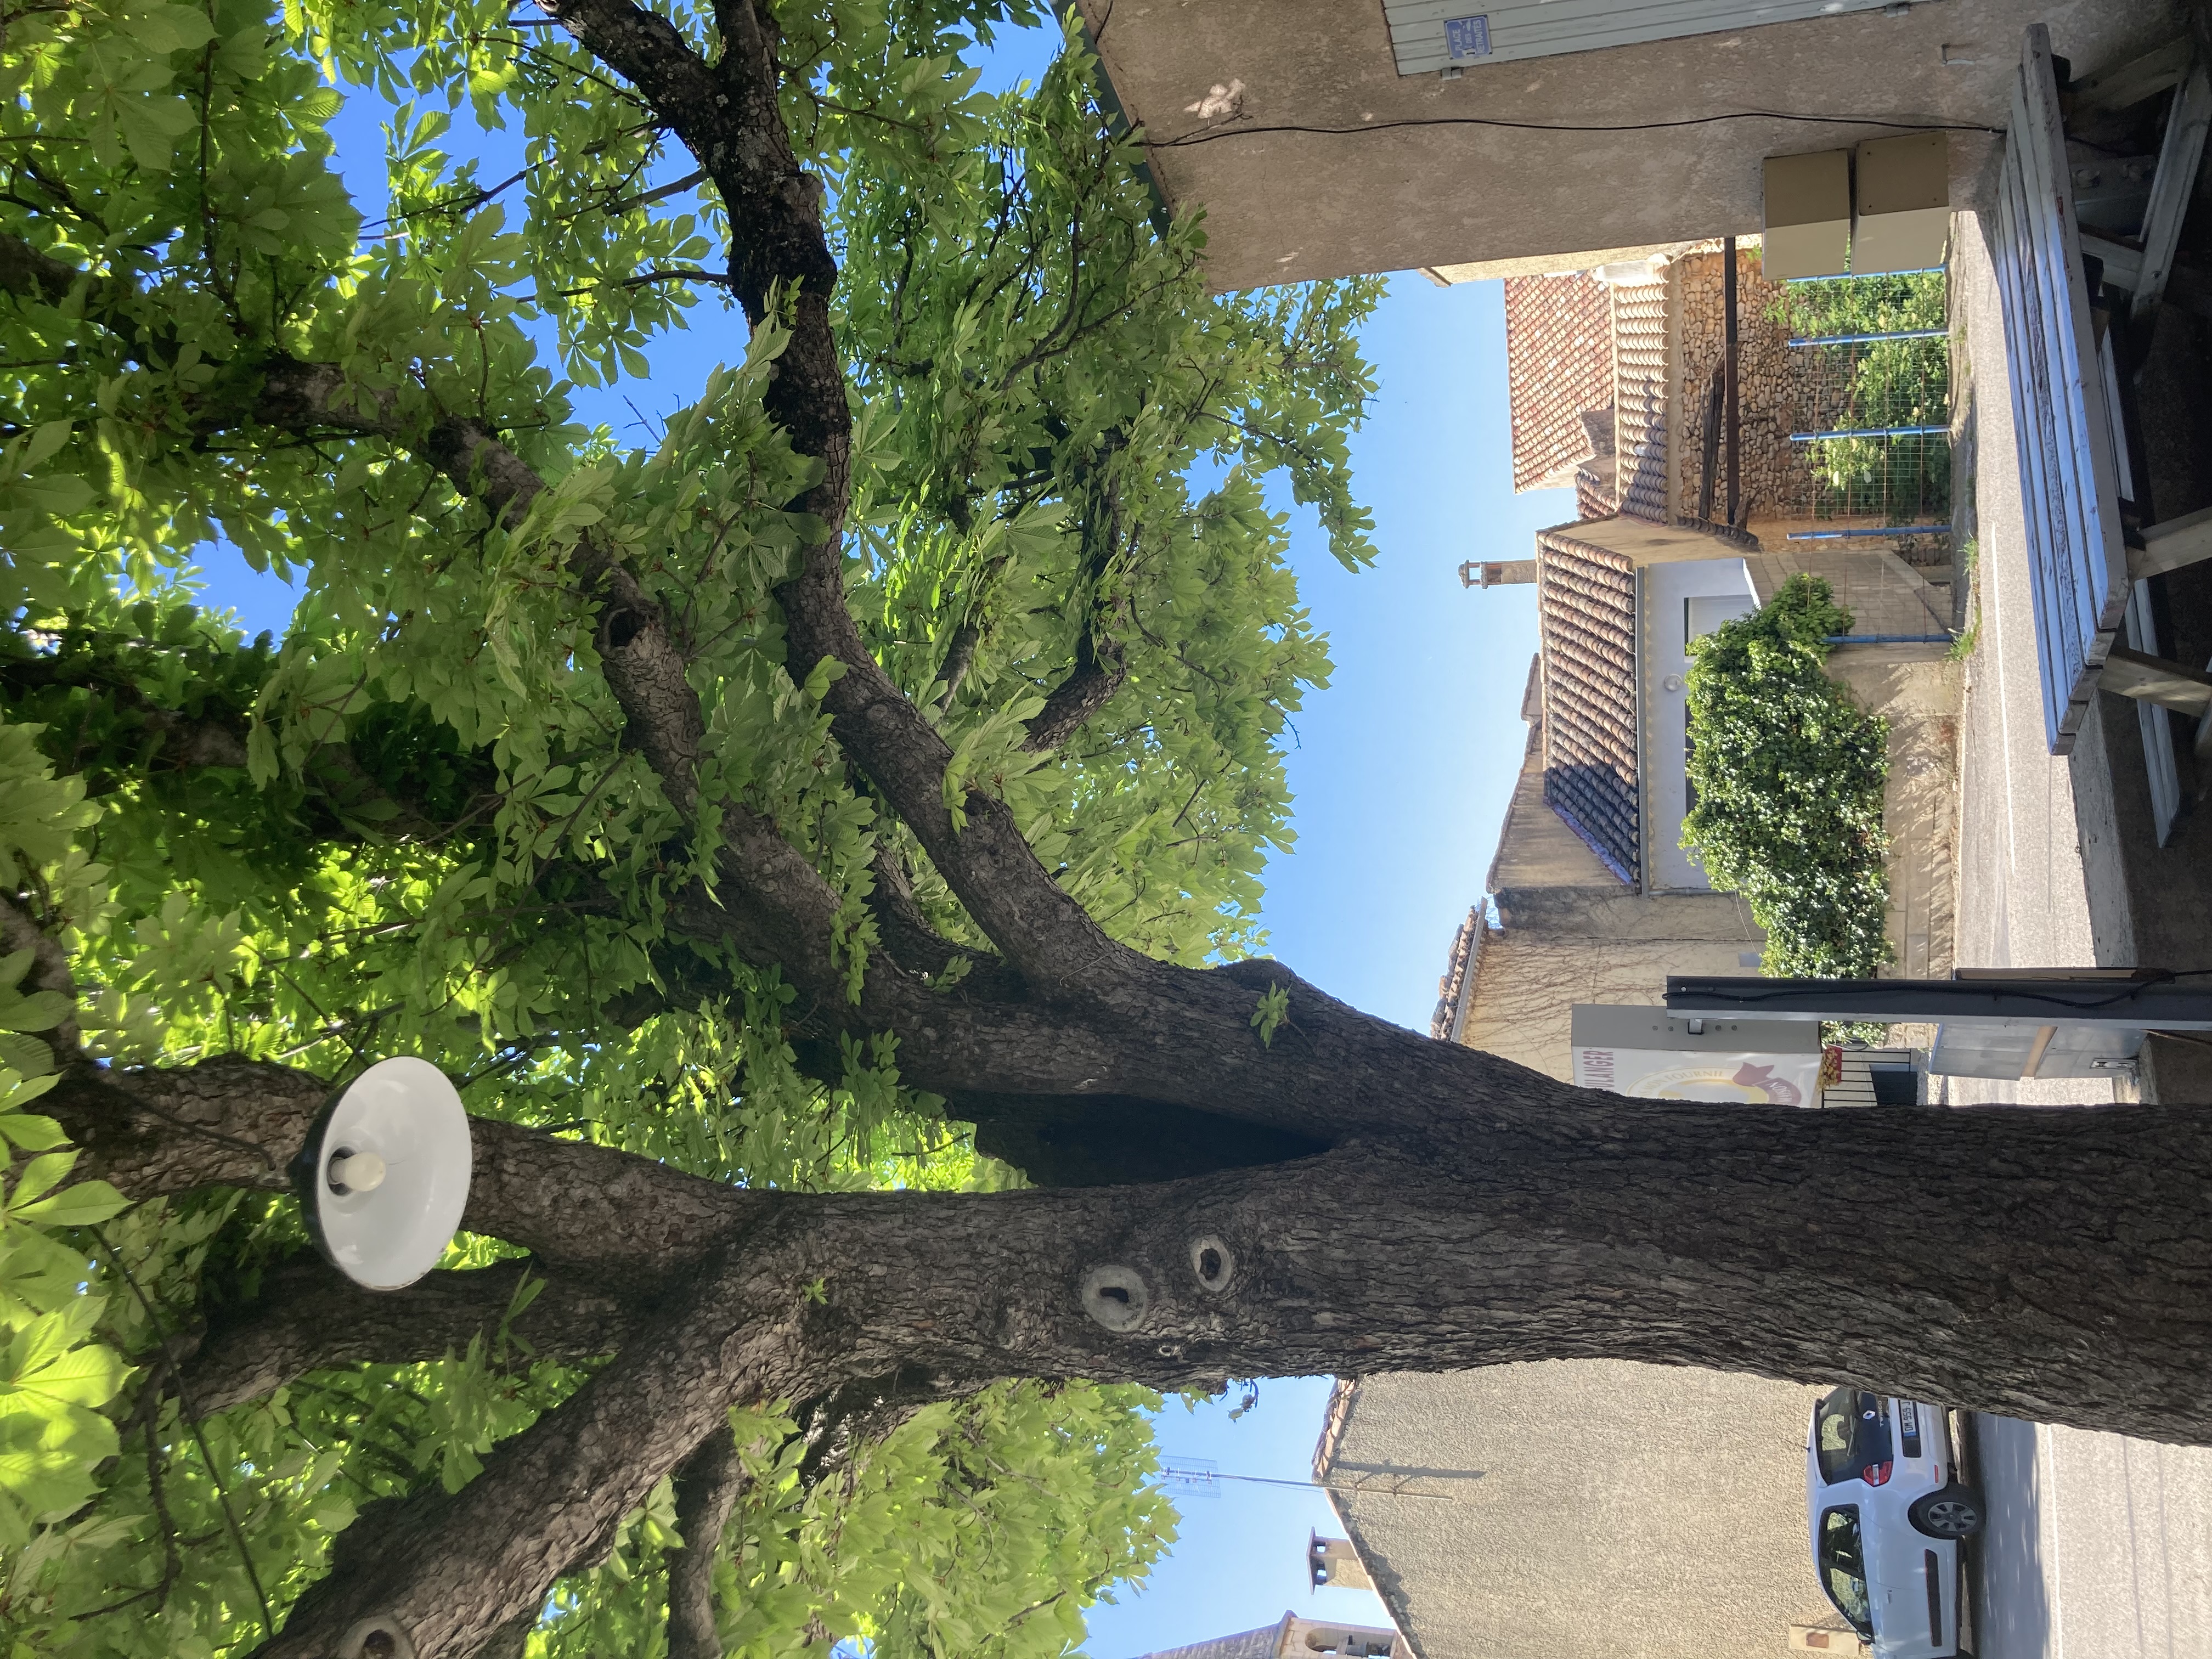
[[1777, 270, 1950, 520], [1681, 575, 1893, 979]]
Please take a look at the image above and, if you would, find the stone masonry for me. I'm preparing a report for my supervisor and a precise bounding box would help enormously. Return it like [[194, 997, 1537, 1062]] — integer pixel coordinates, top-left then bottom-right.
[[1671, 246, 1819, 524]]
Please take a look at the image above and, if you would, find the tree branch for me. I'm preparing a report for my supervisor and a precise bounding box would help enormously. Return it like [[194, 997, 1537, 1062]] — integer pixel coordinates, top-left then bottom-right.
[[244, 371, 872, 1015], [1019, 629, 1125, 753], [246, 1095, 2212, 1659], [47, 1060, 769, 1284], [665, 1425, 746, 1659], [176, 1256, 646, 1417], [1, 642, 498, 840], [929, 617, 984, 712], [0, 233, 871, 1016], [537, 0, 1138, 1002]]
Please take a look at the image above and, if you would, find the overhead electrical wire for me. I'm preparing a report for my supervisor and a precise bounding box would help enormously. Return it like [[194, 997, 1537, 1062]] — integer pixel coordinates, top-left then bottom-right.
[[1675, 967, 2212, 1016], [1152, 111, 2007, 149]]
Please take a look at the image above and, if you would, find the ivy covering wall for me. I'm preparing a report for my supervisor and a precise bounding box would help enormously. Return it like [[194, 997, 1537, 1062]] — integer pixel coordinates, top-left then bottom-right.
[[1682, 575, 1893, 978]]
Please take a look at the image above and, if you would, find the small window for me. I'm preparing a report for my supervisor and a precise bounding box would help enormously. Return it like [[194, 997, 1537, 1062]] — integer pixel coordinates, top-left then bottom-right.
[[1814, 1388, 1894, 1486], [1816, 1506, 1874, 1638], [1813, 1388, 1857, 1484], [1685, 592, 1756, 648]]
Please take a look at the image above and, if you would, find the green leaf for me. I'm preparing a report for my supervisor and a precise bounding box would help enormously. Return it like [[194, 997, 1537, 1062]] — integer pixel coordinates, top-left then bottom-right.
[[113, 91, 198, 171], [12, 1178, 127, 1228], [0, 1112, 69, 1153], [7, 1152, 77, 1212]]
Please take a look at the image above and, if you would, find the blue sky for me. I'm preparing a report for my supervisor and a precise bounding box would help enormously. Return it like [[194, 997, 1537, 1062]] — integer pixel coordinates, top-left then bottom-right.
[[1073, 272, 1565, 1659], [175, 21, 1567, 1656]]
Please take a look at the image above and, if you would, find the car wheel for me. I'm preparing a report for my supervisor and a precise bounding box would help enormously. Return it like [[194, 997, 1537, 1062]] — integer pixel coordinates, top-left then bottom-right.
[[1910, 1485, 1984, 1539]]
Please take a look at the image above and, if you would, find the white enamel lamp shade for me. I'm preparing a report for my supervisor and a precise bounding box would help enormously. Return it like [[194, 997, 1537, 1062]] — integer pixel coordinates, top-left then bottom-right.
[[290, 1057, 472, 1290]]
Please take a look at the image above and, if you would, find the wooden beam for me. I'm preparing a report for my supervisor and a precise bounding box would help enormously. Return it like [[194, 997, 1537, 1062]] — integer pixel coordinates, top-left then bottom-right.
[[2131, 504, 2212, 579], [1724, 235, 1741, 528], [2082, 232, 2142, 290], [2132, 56, 2212, 321], [2069, 37, 2191, 114], [2021, 1024, 2058, 1079], [2101, 645, 2212, 716], [2084, 235, 2212, 320]]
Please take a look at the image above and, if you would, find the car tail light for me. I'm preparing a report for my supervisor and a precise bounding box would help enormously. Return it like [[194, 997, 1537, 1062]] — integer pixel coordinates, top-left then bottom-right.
[[1862, 1462, 1893, 1486]]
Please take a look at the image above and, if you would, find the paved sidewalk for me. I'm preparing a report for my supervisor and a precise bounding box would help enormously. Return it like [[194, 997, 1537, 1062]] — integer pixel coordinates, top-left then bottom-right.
[[1945, 210, 2138, 1108], [1944, 209, 2212, 1659], [1974, 1415, 2212, 1659]]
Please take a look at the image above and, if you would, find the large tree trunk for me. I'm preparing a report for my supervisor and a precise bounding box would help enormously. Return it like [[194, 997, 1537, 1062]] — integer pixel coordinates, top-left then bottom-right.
[[65, 1054, 2197, 1659], [15, 0, 2205, 1651]]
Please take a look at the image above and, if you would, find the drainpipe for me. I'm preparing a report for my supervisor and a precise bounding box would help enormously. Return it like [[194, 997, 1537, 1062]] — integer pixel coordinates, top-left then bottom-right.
[[1724, 235, 1741, 528]]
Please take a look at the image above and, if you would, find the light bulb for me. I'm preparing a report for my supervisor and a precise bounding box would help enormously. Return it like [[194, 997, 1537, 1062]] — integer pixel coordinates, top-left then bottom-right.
[[289, 1056, 471, 1289], [327, 1149, 387, 1193]]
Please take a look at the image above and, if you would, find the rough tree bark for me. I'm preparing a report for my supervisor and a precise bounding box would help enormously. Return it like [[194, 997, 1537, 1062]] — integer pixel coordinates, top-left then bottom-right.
[[176, 1257, 644, 1418], [10, 0, 2211, 1655], [667, 1430, 748, 1659], [57, 1063, 2212, 1659]]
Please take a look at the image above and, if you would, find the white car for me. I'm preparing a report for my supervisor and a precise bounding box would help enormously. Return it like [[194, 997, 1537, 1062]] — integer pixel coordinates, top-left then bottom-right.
[[1806, 1386, 1983, 1659]]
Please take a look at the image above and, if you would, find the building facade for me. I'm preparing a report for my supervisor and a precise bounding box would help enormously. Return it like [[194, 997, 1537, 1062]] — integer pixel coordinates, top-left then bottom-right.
[[1138, 1612, 1404, 1659], [1312, 1370, 1850, 1659], [1439, 510, 1961, 1080], [1074, 0, 2170, 292], [1497, 246, 1962, 555]]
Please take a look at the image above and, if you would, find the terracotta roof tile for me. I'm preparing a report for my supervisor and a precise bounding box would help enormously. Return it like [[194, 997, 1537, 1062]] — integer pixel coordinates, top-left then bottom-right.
[[1576, 459, 1617, 520], [1536, 526, 1639, 886], [1612, 281, 1671, 523], [1429, 904, 1487, 1041], [1505, 274, 1613, 493]]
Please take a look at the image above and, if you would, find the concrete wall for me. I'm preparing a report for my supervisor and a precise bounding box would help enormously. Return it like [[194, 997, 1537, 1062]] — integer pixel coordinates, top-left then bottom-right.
[[1323, 1367, 1841, 1659], [1465, 691, 1761, 1081], [1563, 515, 1750, 568], [1745, 543, 1954, 639], [1829, 650, 1962, 979], [1077, 0, 2173, 291]]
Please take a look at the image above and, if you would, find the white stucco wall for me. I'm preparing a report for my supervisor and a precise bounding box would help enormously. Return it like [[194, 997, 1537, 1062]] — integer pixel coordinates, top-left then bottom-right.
[[1640, 556, 1758, 889]]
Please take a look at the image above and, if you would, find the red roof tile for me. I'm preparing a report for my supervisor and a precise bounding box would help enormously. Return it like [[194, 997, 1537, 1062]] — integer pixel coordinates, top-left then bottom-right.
[[1536, 524, 1639, 886], [1505, 274, 1613, 493]]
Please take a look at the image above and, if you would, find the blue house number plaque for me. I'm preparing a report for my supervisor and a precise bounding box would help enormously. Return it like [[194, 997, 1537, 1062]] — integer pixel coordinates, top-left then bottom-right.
[[1444, 14, 1492, 58]]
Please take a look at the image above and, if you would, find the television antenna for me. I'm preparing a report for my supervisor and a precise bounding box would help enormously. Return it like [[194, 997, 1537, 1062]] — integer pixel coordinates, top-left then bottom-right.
[[1158, 1458, 1474, 1502]]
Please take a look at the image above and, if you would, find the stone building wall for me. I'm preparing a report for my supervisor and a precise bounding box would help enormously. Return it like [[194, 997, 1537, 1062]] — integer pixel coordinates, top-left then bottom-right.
[[1319, 1368, 1841, 1659], [1453, 666, 1763, 1080], [1672, 246, 1819, 523]]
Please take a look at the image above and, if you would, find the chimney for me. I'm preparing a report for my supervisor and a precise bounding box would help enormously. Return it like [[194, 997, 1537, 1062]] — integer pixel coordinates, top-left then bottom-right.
[[1459, 558, 1541, 589], [1309, 1534, 1376, 1591]]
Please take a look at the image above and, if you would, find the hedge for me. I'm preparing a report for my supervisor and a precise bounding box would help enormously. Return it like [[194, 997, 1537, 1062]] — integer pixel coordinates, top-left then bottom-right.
[[1681, 574, 1893, 978]]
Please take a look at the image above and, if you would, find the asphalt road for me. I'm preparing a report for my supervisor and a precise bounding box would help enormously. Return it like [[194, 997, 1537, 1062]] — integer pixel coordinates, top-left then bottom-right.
[[1944, 222, 2212, 1659], [1968, 1413, 2212, 1658]]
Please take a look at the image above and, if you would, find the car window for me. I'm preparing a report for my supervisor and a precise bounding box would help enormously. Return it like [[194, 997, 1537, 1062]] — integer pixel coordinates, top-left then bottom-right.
[[1816, 1506, 1874, 1637], [1814, 1387, 1891, 1484], [1814, 1387, 1858, 1484]]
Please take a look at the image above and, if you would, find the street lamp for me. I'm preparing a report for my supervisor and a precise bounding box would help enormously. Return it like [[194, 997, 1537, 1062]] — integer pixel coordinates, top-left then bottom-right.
[[289, 1057, 473, 1290]]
